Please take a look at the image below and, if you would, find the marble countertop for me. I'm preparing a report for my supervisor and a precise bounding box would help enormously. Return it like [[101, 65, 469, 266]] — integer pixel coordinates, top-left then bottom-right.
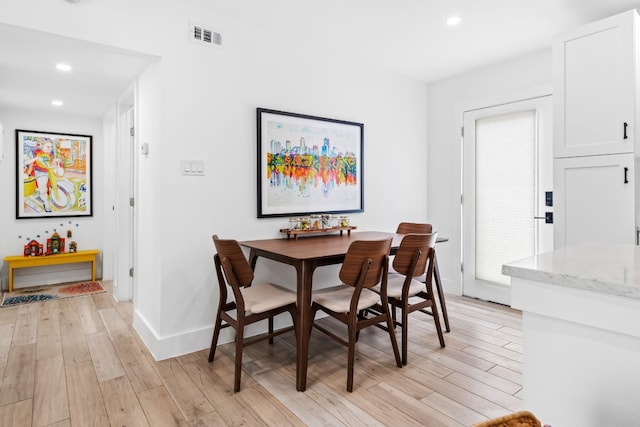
[[502, 244, 640, 300]]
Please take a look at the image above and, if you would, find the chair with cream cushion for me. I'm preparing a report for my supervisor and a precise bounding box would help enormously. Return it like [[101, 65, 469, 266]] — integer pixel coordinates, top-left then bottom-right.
[[372, 232, 445, 365], [390, 222, 432, 274], [395, 222, 450, 332], [209, 235, 297, 392], [307, 237, 401, 392]]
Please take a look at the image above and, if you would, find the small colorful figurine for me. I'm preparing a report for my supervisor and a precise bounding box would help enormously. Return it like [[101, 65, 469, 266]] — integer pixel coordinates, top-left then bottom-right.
[[23, 239, 44, 256], [46, 231, 66, 255]]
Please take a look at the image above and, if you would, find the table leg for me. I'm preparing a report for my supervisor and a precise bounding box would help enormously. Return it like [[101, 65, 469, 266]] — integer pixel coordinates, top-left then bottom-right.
[[248, 250, 258, 271], [296, 261, 315, 391], [9, 267, 13, 293], [433, 254, 450, 332]]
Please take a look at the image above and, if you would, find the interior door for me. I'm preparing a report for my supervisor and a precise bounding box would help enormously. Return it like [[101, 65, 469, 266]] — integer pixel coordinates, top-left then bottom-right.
[[114, 89, 136, 301], [462, 95, 553, 304]]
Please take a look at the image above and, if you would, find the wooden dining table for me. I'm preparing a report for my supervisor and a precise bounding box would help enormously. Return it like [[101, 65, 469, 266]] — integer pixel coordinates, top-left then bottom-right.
[[240, 230, 448, 391]]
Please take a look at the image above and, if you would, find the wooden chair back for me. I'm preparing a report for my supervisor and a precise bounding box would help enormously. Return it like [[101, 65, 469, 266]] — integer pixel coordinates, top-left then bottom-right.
[[339, 238, 392, 289], [396, 222, 432, 234], [212, 235, 254, 288], [392, 233, 438, 277]]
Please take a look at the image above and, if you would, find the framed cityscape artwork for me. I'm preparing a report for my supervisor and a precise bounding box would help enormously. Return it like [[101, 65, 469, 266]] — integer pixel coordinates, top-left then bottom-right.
[[257, 108, 364, 218]]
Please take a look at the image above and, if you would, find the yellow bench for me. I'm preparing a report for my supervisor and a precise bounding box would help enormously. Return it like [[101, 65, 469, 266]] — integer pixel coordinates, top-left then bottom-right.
[[4, 249, 100, 292]]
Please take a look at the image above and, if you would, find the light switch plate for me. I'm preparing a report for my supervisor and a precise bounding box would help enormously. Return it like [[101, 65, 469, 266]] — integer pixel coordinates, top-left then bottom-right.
[[181, 159, 205, 176]]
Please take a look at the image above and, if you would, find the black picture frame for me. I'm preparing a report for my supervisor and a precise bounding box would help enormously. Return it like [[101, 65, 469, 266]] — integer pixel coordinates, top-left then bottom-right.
[[257, 108, 364, 218], [16, 129, 93, 219]]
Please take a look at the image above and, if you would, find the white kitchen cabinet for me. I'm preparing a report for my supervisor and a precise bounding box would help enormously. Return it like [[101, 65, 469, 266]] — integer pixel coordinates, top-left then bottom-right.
[[554, 154, 635, 247], [553, 9, 639, 247], [553, 10, 637, 158]]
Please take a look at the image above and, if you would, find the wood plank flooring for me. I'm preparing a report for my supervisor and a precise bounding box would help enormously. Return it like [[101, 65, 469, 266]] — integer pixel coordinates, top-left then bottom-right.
[[0, 281, 524, 426]]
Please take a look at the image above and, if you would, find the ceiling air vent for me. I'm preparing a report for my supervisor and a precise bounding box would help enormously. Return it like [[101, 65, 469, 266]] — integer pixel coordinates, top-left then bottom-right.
[[191, 23, 222, 46]]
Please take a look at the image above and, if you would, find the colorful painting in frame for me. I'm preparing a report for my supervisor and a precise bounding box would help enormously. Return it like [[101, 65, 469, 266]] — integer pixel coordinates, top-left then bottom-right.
[[257, 108, 364, 218], [16, 129, 93, 219]]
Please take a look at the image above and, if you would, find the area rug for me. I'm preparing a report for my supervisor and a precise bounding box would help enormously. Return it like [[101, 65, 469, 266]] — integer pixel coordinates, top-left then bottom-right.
[[1, 281, 105, 307]]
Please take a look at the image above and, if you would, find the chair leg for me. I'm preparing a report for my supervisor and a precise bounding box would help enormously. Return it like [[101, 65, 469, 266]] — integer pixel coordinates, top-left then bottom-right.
[[234, 325, 244, 392], [433, 255, 451, 332], [208, 316, 223, 363], [289, 306, 298, 341], [382, 301, 402, 368], [355, 310, 366, 342], [307, 305, 318, 341], [430, 296, 446, 348], [347, 320, 357, 392], [268, 316, 274, 345], [401, 304, 409, 365]]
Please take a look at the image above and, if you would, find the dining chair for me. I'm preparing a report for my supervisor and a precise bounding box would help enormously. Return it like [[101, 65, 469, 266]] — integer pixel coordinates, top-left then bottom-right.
[[307, 237, 401, 392], [372, 232, 445, 365], [209, 235, 298, 392], [395, 222, 450, 332]]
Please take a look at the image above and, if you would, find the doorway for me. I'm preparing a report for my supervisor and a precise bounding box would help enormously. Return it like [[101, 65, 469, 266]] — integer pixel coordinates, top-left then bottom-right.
[[112, 87, 137, 302], [462, 95, 553, 304]]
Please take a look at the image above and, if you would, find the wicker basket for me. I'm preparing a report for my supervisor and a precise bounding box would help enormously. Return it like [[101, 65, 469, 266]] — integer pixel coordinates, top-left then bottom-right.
[[472, 410, 541, 427]]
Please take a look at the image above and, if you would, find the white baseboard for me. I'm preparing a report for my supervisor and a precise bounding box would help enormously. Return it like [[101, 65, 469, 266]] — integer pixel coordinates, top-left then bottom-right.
[[132, 309, 294, 361], [132, 309, 213, 360]]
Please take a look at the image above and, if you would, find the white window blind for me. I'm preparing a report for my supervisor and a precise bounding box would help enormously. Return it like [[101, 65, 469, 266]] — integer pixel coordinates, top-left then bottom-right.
[[475, 111, 536, 285]]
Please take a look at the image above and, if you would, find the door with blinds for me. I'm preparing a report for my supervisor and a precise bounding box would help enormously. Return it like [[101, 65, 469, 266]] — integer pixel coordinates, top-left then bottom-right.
[[462, 95, 553, 305]]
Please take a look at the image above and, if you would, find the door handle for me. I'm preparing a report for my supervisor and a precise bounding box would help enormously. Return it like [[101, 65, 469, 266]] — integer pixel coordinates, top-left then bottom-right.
[[624, 122, 629, 139], [624, 167, 629, 184], [534, 213, 553, 224]]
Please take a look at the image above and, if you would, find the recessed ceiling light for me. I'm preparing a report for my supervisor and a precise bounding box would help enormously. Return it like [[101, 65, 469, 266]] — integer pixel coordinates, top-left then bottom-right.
[[446, 16, 461, 26], [56, 63, 72, 72], [51, 100, 64, 107]]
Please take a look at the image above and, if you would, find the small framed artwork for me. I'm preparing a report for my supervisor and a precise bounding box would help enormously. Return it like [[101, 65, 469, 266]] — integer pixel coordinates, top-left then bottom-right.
[[257, 108, 364, 218], [16, 129, 93, 219]]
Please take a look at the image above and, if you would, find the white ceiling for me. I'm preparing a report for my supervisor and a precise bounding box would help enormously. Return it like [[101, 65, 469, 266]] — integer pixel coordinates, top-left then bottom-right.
[[0, 24, 156, 119], [1, 0, 639, 119], [212, 0, 640, 82]]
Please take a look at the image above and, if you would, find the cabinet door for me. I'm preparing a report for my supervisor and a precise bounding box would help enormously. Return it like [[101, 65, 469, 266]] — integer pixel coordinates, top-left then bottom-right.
[[553, 10, 637, 158], [554, 154, 635, 247]]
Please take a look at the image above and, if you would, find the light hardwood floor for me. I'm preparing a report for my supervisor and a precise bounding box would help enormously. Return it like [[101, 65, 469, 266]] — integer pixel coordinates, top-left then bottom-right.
[[0, 281, 523, 426]]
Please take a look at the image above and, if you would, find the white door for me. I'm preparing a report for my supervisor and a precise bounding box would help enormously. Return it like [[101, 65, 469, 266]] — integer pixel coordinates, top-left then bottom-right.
[[113, 89, 137, 301], [462, 95, 553, 304]]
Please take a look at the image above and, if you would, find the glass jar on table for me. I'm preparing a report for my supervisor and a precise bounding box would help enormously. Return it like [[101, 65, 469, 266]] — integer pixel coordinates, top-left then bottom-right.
[[310, 215, 322, 230], [300, 217, 311, 230]]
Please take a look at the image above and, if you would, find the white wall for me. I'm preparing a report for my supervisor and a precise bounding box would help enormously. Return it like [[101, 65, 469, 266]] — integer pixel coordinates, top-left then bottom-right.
[[1, 0, 429, 359], [0, 119, 4, 161], [0, 107, 104, 287], [427, 48, 553, 296]]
